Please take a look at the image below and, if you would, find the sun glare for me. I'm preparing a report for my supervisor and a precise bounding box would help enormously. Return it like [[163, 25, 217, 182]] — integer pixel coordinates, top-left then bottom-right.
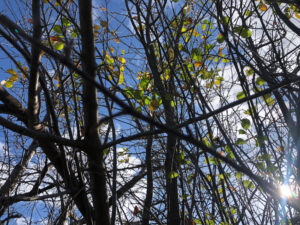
[[279, 184, 293, 198]]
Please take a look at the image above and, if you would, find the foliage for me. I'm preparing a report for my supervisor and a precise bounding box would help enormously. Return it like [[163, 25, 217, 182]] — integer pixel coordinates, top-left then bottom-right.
[[0, 0, 299, 224]]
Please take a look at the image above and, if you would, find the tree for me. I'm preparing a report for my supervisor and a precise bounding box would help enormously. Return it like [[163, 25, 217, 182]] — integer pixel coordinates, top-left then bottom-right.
[[0, 0, 299, 224]]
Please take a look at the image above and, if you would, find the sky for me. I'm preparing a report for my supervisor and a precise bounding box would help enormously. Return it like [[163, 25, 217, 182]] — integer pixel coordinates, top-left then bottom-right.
[[0, 0, 299, 224]]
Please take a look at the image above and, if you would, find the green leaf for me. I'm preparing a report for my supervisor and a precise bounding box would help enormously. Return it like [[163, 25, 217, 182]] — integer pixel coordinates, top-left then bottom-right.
[[245, 10, 252, 16], [244, 106, 256, 115], [103, 148, 110, 155], [221, 16, 229, 26], [62, 17, 71, 27], [217, 33, 224, 43], [194, 219, 201, 224], [204, 158, 211, 164], [233, 26, 252, 38], [225, 145, 235, 160], [215, 77, 224, 86], [181, 194, 190, 199], [205, 219, 214, 225], [236, 138, 246, 145], [235, 172, 242, 179], [243, 180, 254, 189], [256, 135, 267, 146], [191, 48, 202, 61], [53, 25, 62, 34], [241, 118, 251, 130], [231, 207, 237, 215], [144, 96, 151, 105], [256, 77, 265, 85], [187, 174, 194, 184], [239, 129, 246, 134], [168, 171, 178, 179], [262, 94, 275, 106], [211, 157, 219, 165], [245, 67, 254, 76], [237, 91, 245, 99]]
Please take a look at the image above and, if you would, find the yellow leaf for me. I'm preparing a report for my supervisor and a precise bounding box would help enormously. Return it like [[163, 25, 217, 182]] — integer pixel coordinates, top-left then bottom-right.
[[94, 25, 100, 31], [6, 69, 17, 75], [277, 146, 282, 152], [5, 81, 13, 88], [120, 65, 124, 72], [108, 75, 113, 81], [259, 4, 267, 11], [137, 25, 144, 31], [118, 57, 126, 64], [218, 48, 223, 56], [54, 42, 64, 50], [100, 7, 107, 11], [149, 104, 154, 111], [114, 38, 120, 44], [109, 47, 114, 53], [183, 4, 190, 14], [149, 99, 160, 111], [194, 62, 202, 67], [192, 29, 200, 37], [295, 12, 300, 19], [118, 72, 124, 85], [164, 73, 170, 80], [11, 74, 19, 81], [121, 49, 125, 54]]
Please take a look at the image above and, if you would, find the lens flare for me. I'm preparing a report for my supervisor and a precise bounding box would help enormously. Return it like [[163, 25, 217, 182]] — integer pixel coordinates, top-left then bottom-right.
[[279, 184, 292, 198]]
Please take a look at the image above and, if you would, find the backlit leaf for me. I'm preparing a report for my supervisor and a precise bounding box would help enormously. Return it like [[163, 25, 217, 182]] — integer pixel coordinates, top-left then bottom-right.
[[194, 61, 202, 67], [168, 171, 178, 179], [259, 3, 267, 11], [118, 57, 126, 64], [217, 33, 224, 43], [6, 69, 17, 75], [54, 42, 64, 50], [5, 81, 13, 88], [53, 25, 62, 34], [118, 72, 124, 85], [237, 91, 245, 99]]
